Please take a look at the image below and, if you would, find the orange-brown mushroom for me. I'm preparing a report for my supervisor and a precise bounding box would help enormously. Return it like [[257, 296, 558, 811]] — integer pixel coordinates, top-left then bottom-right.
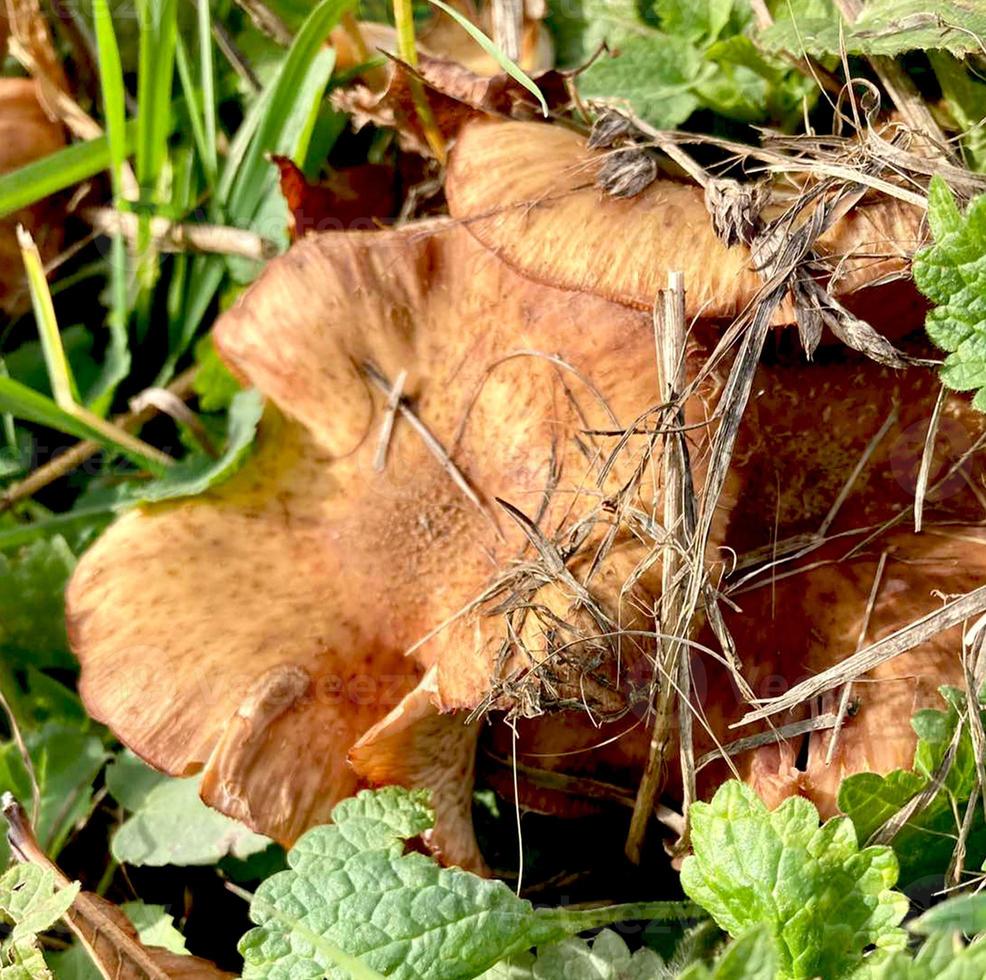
[[0, 77, 64, 313], [67, 118, 984, 872]]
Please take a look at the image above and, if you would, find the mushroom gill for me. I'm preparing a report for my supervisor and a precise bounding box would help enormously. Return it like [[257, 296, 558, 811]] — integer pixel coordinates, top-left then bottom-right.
[[66, 117, 984, 872]]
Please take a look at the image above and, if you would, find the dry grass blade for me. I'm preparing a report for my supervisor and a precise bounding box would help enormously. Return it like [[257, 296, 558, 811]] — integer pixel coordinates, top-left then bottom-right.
[[625, 271, 693, 864], [735, 586, 986, 727], [364, 362, 501, 535], [915, 385, 947, 533], [695, 713, 839, 773], [2, 794, 231, 978]]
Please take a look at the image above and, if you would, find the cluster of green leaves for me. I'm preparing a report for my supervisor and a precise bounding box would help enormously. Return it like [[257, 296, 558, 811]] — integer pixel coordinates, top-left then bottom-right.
[[237, 781, 986, 980], [0, 865, 78, 979], [914, 178, 986, 409], [548, 0, 819, 130]]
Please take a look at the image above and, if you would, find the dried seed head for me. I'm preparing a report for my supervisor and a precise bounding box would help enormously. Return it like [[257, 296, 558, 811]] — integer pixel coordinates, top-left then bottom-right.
[[597, 148, 658, 198], [587, 109, 634, 150], [705, 177, 769, 249]]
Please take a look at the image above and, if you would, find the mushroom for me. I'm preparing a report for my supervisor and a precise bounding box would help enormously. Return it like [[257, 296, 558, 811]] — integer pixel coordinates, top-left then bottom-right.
[[0, 77, 64, 313], [67, 118, 985, 872]]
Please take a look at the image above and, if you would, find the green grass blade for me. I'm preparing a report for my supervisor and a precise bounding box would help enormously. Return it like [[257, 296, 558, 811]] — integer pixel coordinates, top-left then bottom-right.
[[0, 377, 168, 472], [134, 0, 178, 304], [0, 506, 119, 551], [91, 0, 132, 411], [17, 226, 79, 408], [221, 0, 352, 223], [427, 0, 547, 115], [174, 34, 212, 183], [0, 130, 134, 219], [160, 0, 351, 380], [197, 0, 218, 184], [135, 0, 178, 200]]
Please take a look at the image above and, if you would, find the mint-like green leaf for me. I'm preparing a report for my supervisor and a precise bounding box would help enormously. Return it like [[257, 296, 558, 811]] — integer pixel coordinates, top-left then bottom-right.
[[655, 0, 734, 44], [852, 932, 986, 979], [680, 782, 907, 980], [0, 537, 75, 670], [104, 750, 168, 813], [839, 687, 986, 883], [0, 866, 78, 944], [930, 53, 986, 174], [136, 388, 262, 503], [759, 0, 986, 58], [120, 901, 190, 954], [914, 177, 986, 405], [240, 787, 696, 979], [578, 33, 705, 129], [111, 772, 270, 867]]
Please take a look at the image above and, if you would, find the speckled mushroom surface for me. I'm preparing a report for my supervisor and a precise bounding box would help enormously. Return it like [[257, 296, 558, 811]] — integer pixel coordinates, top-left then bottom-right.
[[67, 118, 986, 872]]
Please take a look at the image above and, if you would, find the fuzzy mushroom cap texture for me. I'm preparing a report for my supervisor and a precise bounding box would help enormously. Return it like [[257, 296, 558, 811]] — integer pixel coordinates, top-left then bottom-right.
[[0, 78, 64, 314], [446, 120, 925, 322], [68, 118, 983, 871]]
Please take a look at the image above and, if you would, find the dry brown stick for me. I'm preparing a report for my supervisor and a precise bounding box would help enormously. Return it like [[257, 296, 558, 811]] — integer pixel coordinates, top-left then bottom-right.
[[491, 0, 522, 62], [735, 585, 986, 727], [0, 366, 197, 512], [625, 270, 690, 864], [84, 208, 278, 261]]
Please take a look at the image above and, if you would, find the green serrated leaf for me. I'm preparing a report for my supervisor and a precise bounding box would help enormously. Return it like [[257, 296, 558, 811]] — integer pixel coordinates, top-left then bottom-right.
[[111, 772, 270, 867], [578, 33, 705, 129], [914, 179, 986, 405], [911, 894, 986, 936], [759, 0, 986, 58], [680, 781, 907, 980], [481, 928, 665, 979], [240, 786, 696, 980], [4, 938, 53, 980]]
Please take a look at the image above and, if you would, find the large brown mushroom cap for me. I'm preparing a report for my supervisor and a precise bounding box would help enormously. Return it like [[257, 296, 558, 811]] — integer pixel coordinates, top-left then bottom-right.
[[68, 118, 984, 871], [0, 78, 64, 313], [446, 120, 924, 321]]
